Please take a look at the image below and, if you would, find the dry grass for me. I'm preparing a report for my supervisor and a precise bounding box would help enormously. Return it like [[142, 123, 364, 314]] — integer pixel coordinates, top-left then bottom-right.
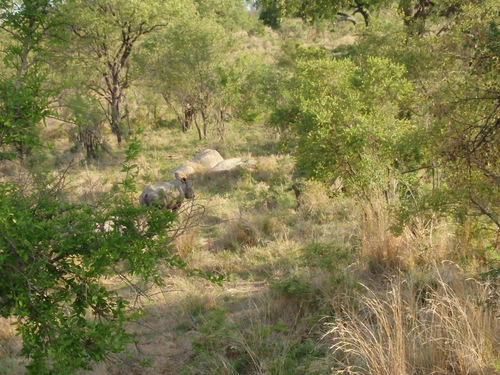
[[297, 180, 335, 217], [359, 193, 462, 274], [209, 217, 261, 252], [245, 238, 302, 277], [173, 226, 201, 257], [326, 272, 500, 375]]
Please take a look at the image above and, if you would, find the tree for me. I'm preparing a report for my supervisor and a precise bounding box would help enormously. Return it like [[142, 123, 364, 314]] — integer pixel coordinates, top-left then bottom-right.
[[398, 0, 465, 35], [0, 139, 224, 374], [65, 93, 107, 160], [219, 49, 276, 124], [427, 0, 500, 230], [254, 0, 467, 31], [139, 11, 235, 139], [350, 0, 499, 235], [254, 0, 379, 28], [269, 50, 415, 199], [0, 0, 62, 159], [63, 0, 189, 143], [193, 0, 251, 31]]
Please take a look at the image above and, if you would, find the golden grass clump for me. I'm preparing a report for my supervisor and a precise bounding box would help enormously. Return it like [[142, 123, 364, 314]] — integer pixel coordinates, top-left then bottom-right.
[[326, 272, 500, 375], [360, 194, 458, 273], [295, 180, 354, 222], [360, 197, 405, 272], [173, 227, 200, 257], [250, 154, 294, 183], [211, 218, 261, 252], [262, 215, 286, 236], [255, 154, 278, 172]]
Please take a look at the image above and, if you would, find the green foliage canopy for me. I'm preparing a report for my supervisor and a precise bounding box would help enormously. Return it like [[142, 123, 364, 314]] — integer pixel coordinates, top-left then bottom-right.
[[272, 52, 415, 194], [0, 0, 62, 158], [254, 0, 382, 28], [139, 8, 237, 138], [429, 1, 500, 228]]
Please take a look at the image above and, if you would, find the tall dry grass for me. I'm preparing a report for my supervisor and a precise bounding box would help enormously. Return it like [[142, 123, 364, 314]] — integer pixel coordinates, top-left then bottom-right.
[[326, 272, 500, 374], [360, 193, 456, 273]]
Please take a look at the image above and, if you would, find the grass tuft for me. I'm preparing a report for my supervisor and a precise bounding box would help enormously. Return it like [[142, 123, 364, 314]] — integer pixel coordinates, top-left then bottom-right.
[[326, 272, 500, 375]]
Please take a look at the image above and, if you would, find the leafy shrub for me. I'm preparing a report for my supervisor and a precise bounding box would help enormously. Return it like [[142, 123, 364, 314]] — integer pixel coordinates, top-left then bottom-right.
[[270, 275, 322, 313], [300, 241, 353, 274], [0, 139, 223, 374]]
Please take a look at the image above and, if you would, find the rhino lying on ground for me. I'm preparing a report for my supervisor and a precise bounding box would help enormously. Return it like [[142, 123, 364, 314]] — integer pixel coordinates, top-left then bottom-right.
[[212, 158, 243, 172], [192, 149, 223, 169], [139, 175, 195, 212]]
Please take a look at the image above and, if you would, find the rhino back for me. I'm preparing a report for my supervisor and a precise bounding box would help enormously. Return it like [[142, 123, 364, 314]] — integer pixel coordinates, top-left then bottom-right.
[[192, 149, 223, 169]]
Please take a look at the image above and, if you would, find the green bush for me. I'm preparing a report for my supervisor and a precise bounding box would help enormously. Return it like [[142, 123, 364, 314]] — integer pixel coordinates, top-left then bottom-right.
[[0, 139, 223, 374], [300, 241, 353, 274]]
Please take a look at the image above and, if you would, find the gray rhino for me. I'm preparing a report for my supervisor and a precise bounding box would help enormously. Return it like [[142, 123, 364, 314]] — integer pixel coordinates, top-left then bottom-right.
[[139, 176, 194, 212], [192, 149, 223, 169], [212, 158, 243, 172]]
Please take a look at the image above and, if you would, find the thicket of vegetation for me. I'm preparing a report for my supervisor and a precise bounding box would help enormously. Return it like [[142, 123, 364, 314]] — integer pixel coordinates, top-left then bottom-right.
[[0, 0, 499, 374]]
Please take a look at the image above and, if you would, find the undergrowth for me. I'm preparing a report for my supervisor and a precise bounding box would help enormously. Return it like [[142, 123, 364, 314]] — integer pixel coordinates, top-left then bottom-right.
[[1, 94, 499, 375]]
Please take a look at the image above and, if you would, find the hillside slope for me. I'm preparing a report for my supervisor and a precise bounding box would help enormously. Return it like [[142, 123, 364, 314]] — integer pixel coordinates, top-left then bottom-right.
[[1, 14, 499, 374]]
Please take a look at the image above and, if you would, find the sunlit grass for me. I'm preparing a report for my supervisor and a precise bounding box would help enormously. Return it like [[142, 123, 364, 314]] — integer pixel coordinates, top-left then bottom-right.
[[326, 273, 500, 375]]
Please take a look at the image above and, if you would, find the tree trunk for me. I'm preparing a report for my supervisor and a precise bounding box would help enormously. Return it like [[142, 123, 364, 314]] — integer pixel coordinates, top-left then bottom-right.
[[108, 68, 124, 143], [193, 116, 203, 140], [201, 107, 208, 139], [183, 102, 195, 132], [110, 97, 122, 143]]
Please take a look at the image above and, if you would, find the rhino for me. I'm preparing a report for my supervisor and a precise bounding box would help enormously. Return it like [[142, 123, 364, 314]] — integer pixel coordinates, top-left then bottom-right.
[[192, 149, 223, 169], [212, 158, 243, 172], [171, 162, 200, 177], [139, 175, 195, 212]]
